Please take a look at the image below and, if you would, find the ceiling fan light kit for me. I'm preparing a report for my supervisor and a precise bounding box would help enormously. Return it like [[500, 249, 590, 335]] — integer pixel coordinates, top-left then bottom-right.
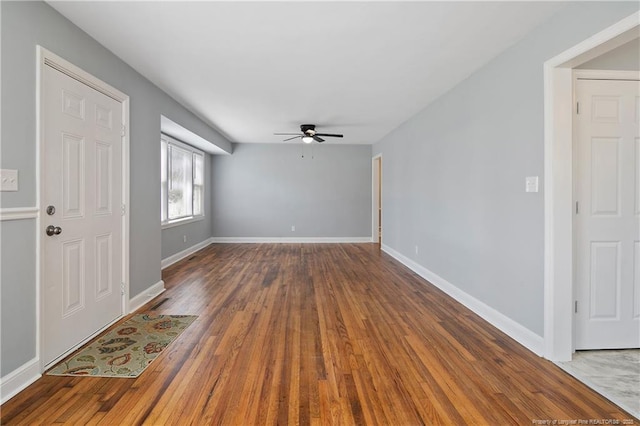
[[274, 124, 344, 144]]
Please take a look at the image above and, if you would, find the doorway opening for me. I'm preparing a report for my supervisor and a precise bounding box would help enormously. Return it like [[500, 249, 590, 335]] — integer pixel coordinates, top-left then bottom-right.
[[543, 11, 639, 363], [372, 155, 382, 245]]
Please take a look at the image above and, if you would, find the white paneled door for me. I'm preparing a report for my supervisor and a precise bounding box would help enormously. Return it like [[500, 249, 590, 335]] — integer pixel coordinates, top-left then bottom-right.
[[575, 78, 640, 350], [42, 64, 124, 366]]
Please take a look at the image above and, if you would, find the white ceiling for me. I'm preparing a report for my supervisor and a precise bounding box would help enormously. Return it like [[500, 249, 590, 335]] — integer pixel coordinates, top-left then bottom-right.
[[48, 1, 565, 145]]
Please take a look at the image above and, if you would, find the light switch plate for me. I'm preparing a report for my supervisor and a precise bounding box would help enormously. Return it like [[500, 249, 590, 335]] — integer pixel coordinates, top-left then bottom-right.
[[525, 176, 539, 193], [0, 169, 18, 191]]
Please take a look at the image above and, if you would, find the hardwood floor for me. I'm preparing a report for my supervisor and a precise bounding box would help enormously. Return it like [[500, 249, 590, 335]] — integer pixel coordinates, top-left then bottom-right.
[[2, 243, 636, 425]]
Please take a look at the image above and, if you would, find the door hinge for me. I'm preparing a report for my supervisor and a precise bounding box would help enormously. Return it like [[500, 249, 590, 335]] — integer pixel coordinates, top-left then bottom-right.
[[576, 101, 580, 115], [574, 300, 578, 313], [121, 282, 126, 296], [121, 204, 126, 216], [121, 124, 126, 137], [575, 201, 579, 214]]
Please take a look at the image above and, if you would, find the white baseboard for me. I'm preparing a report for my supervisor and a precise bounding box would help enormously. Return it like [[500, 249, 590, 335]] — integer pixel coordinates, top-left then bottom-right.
[[161, 237, 214, 270], [381, 244, 544, 356], [128, 280, 166, 313], [0, 357, 41, 404], [210, 237, 373, 244]]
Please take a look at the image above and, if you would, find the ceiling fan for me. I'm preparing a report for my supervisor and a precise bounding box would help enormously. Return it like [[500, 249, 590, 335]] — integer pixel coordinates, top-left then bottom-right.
[[275, 124, 343, 143]]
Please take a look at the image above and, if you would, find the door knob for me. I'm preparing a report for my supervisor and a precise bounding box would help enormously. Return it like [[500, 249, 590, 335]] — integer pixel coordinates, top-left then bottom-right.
[[46, 225, 62, 236]]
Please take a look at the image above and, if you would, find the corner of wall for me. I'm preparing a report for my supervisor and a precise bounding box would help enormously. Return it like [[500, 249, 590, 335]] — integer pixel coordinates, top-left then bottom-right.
[[161, 237, 214, 270], [128, 280, 166, 313]]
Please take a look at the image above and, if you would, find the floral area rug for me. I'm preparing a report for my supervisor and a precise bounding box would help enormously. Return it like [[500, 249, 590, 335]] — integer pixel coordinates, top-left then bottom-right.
[[47, 314, 197, 378]]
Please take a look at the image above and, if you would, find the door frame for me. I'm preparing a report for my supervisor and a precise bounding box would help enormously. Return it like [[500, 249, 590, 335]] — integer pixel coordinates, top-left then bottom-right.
[[372, 154, 382, 244], [36, 47, 130, 370], [543, 12, 639, 362]]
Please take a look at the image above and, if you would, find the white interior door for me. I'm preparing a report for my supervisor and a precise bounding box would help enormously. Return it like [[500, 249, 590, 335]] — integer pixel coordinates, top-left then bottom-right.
[[42, 64, 124, 366], [574, 77, 640, 350]]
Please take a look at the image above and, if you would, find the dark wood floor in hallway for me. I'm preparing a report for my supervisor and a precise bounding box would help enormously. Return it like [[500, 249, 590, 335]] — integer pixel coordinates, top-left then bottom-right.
[[1, 243, 635, 425]]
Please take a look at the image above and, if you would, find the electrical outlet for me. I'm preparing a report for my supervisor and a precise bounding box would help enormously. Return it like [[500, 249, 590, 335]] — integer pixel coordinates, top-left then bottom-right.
[[415, 245, 419, 255], [0, 169, 18, 191], [291, 225, 296, 232], [183, 235, 187, 243]]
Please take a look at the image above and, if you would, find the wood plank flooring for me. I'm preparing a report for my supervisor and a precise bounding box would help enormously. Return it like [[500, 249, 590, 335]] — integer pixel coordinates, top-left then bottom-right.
[[2, 243, 636, 425]]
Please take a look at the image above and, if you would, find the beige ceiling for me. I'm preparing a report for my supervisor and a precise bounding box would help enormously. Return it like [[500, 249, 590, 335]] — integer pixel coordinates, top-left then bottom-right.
[[48, 1, 565, 145]]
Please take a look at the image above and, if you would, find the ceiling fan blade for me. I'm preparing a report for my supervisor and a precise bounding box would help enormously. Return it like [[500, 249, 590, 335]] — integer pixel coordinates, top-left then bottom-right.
[[313, 135, 325, 143], [283, 135, 302, 141], [314, 133, 343, 138], [274, 133, 302, 136]]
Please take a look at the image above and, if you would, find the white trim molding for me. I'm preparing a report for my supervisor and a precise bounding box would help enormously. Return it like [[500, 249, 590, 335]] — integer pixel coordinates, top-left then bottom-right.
[[543, 11, 639, 362], [162, 237, 214, 269], [161, 215, 205, 230], [574, 69, 640, 81], [0, 358, 41, 405], [210, 237, 373, 244], [128, 280, 166, 313], [0, 207, 38, 221], [382, 244, 545, 356]]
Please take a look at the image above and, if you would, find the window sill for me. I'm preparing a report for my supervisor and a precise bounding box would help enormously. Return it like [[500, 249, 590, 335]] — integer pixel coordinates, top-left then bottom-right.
[[161, 215, 205, 230]]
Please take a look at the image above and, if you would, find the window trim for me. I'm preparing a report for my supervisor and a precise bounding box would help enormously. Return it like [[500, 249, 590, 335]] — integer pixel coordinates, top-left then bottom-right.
[[161, 133, 205, 228], [161, 214, 204, 230]]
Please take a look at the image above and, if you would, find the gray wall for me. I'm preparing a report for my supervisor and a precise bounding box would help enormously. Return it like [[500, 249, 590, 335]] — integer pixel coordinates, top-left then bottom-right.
[[373, 2, 639, 337], [161, 154, 214, 259], [212, 143, 372, 239], [0, 220, 37, 375], [0, 1, 228, 376], [578, 37, 639, 70]]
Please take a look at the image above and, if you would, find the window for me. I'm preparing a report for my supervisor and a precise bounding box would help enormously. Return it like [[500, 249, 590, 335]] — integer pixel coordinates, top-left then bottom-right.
[[161, 134, 205, 225]]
